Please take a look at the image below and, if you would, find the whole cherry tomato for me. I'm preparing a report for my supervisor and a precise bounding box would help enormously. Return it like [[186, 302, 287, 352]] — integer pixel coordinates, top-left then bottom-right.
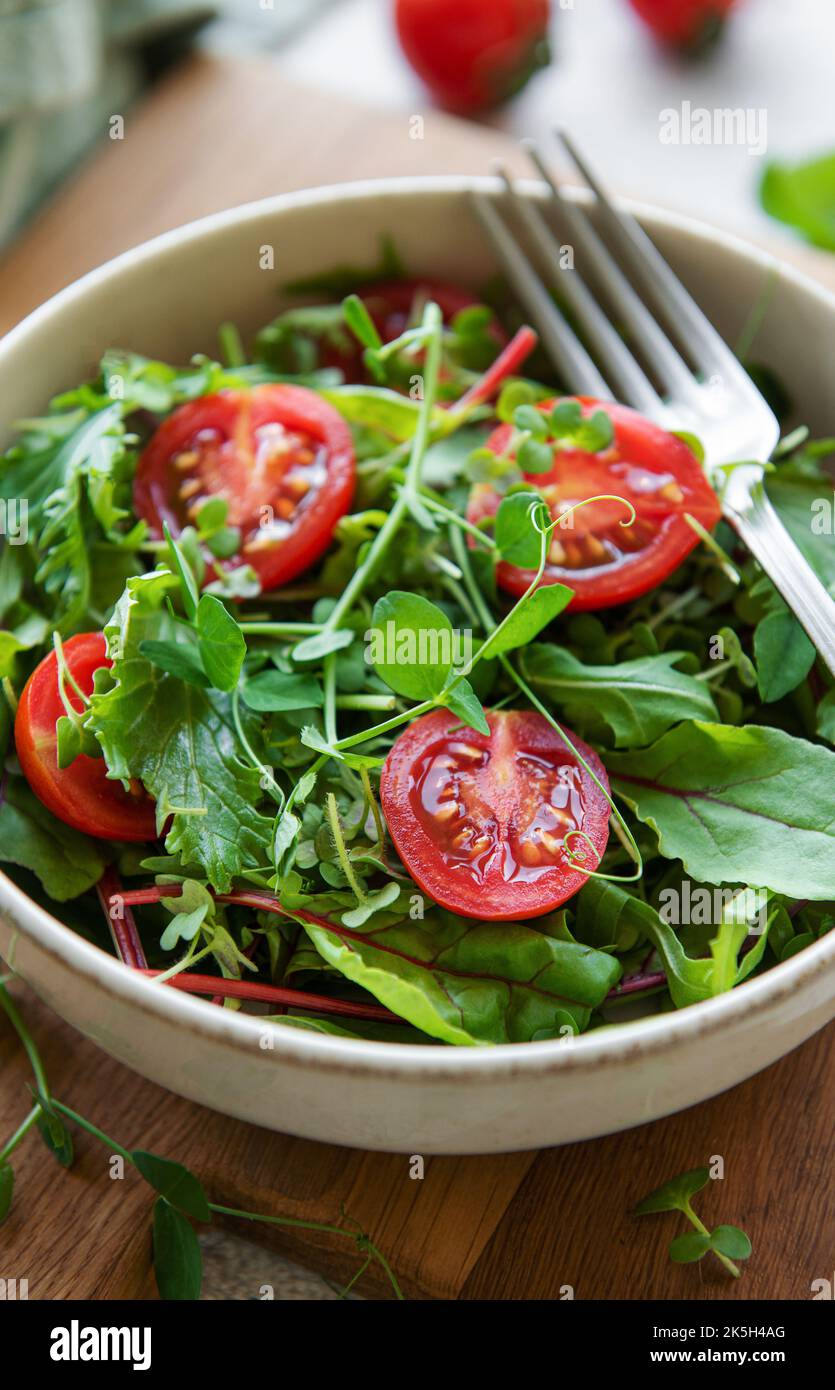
[[395, 0, 551, 114], [627, 0, 738, 52]]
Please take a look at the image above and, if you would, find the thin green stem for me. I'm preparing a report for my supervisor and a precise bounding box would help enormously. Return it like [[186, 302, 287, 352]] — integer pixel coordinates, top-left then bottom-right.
[[231, 688, 284, 808], [325, 793, 367, 904], [339, 1254, 373, 1298], [0, 1104, 40, 1163], [239, 622, 322, 636], [335, 694, 398, 711], [49, 1100, 133, 1164], [449, 524, 643, 881], [0, 984, 51, 1104], [318, 302, 444, 638]]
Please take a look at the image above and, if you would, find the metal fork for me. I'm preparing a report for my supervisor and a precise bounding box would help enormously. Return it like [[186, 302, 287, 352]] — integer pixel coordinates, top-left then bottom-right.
[[469, 133, 835, 677]]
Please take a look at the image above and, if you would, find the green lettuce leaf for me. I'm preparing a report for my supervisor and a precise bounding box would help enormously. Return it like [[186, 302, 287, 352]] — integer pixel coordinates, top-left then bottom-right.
[[88, 573, 273, 891]]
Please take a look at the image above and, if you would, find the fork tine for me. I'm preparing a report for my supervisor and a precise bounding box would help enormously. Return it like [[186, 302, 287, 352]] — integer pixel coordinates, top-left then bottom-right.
[[495, 164, 662, 415], [468, 190, 611, 398], [555, 130, 752, 386], [523, 142, 706, 410]]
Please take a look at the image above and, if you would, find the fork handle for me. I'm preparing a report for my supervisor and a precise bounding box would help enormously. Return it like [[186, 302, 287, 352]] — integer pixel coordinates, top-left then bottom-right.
[[725, 490, 835, 680]]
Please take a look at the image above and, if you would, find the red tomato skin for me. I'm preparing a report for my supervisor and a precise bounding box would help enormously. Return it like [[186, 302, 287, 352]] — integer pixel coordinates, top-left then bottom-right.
[[133, 385, 355, 593], [324, 278, 506, 382], [380, 709, 610, 921], [467, 397, 722, 611], [15, 633, 157, 843], [628, 0, 736, 48], [395, 0, 551, 113]]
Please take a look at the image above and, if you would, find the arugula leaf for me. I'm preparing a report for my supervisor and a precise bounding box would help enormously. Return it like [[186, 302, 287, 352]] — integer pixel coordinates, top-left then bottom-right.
[[285, 892, 621, 1045], [89, 574, 273, 891], [0, 777, 106, 900], [521, 644, 717, 747], [608, 722, 835, 898]]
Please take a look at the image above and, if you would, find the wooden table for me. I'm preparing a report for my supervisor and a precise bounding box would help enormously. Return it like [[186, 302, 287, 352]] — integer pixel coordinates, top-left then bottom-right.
[[1, 55, 833, 1301]]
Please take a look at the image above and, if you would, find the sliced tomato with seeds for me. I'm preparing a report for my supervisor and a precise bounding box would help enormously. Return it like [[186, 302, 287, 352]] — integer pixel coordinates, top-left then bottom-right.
[[134, 384, 355, 592], [14, 633, 157, 842], [380, 709, 610, 921], [467, 396, 722, 611]]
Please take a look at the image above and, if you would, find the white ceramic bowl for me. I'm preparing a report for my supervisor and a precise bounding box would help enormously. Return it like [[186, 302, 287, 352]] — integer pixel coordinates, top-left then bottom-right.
[[2, 177, 835, 1154]]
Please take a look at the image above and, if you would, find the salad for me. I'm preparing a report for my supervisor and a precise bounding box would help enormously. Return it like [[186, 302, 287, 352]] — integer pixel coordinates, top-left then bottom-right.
[[1, 247, 834, 1048]]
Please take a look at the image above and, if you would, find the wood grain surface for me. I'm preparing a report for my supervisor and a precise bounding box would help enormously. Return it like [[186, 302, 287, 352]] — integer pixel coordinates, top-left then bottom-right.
[[2, 982, 833, 1301], [1, 53, 834, 1303]]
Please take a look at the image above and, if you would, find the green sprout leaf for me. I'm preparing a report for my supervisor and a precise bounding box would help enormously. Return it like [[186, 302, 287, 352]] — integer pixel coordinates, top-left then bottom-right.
[[368, 591, 455, 700], [494, 491, 548, 568], [669, 1232, 712, 1263], [134, 1151, 211, 1222], [152, 1197, 203, 1300], [633, 1167, 710, 1215], [709, 1224, 752, 1260]]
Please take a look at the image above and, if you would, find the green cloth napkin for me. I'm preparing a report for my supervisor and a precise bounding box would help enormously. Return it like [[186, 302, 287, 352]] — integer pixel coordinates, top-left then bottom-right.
[[0, 0, 216, 248]]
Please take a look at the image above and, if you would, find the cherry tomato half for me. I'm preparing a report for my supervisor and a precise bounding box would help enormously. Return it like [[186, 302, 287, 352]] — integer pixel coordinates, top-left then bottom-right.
[[134, 384, 355, 592], [467, 397, 722, 611], [628, 0, 737, 50], [380, 709, 610, 921], [15, 633, 157, 842], [320, 278, 507, 383], [395, 0, 551, 114]]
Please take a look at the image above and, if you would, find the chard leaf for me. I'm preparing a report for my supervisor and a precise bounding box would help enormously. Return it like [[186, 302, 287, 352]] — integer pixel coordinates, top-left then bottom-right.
[[608, 722, 835, 899], [521, 644, 717, 747], [285, 892, 621, 1045], [89, 574, 273, 891]]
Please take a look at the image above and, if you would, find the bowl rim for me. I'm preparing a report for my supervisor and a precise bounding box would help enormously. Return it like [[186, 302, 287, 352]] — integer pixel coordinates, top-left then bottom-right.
[[2, 172, 835, 1081]]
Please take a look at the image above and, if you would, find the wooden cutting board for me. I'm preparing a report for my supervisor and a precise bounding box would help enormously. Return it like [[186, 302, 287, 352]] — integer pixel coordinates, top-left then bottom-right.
[[1, 54, 834, 1301]]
